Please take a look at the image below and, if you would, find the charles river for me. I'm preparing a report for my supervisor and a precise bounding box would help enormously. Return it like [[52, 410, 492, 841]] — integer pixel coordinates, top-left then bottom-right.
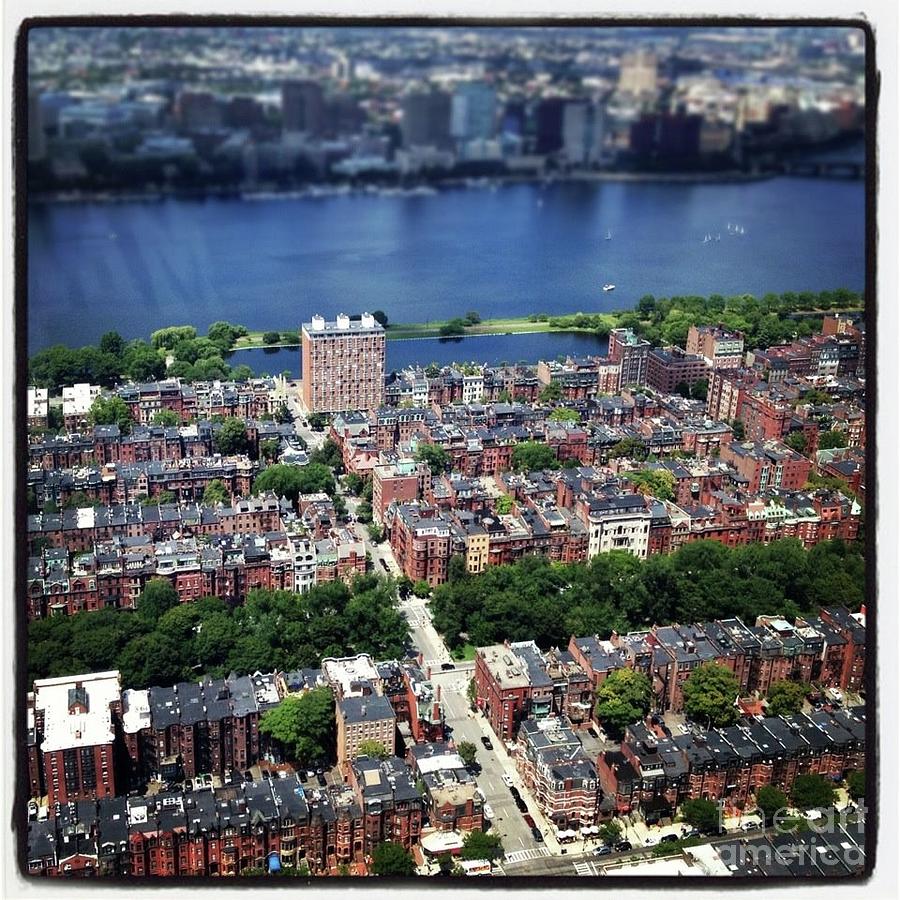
[[28, 174, 864, 376]]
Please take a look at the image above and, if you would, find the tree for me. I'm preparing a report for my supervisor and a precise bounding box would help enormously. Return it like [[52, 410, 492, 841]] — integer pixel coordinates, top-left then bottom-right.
[[262, 331, 281, 345], [731, 419, 745, 441], [679, 798, 721, 833], [682, 662, 740, 727], [273, 402, 293, 425], [98, 330, 126, 358], [372, 310, 389, 327], [89, 395, 133, 435], [151, 325, 197, 350], [371, 841, 416, 876], [495, 494, 514, 515], [214, 417, 250, 455], [818, 430, 848, 450], [357, 739, 389, 760], [609, 436, 647, 461], [461, 830, 503, 861], [367, 523, 385, 543], [307, 412, 330, 431], [308, 438, 343, 470], [598, 821, 622, 845], [755, 785, 789, 824], [253, 463, 334, 503], [791, 774, 837, 810], [412, 580, 431, 598], [137, 578, 179, 623], [456, 741, 478, 768], [594, 668, 652, 736], [674, 380, 692, 399], [690, 379, 708, 402], [415, 443, 450, 476], [356, 500, 374, 524], [142, 490, 177, 506], [547, 407, 581, 423], [439, 320, 466, 337], [466, 678, 477, 708], [766, 680, 807, 717], [206, 321, 247, 351], [846, 770, 865, 801], [627, 469, 676, 501], [258, 687, 335, 766], [538, 381, 562, 403], [785, 431, 808, 454], [202, 479, 230, 506], [152, 409, 180, 426], [510, 440, 559, 472], [463, 310, 481, 325], [260, 439, 281, 463]]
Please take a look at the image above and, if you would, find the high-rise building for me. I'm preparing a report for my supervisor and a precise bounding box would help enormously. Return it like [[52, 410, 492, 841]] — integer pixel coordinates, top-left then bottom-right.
[[608, 327, 651, 388], [28, 88, 46, 161], [450, 81, 497, 144], [617, 48, 658, 97], [400, 88, 452, 149], [174, 90, 223, 131], [282, 80, 325, 136], [300, 313, 386, 414], [535, 97, 566, 155], [562, 101, 606, 165]]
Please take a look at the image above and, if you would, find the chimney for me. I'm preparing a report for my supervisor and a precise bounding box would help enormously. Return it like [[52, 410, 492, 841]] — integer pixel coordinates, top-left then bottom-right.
[[436, 684, 442, 702]]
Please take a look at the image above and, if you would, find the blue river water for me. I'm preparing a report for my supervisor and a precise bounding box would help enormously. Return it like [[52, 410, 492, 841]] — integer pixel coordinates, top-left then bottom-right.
[[27, 175, 864, 372]]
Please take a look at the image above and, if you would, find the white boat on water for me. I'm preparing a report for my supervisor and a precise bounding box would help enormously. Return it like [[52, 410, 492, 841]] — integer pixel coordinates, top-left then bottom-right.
[[602, 283, 616, 292], [605, 230, 612, 240]]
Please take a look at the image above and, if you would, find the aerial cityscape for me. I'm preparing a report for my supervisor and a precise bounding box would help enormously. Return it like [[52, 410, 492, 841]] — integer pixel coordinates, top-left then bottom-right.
[[21, 23, 868, 881]]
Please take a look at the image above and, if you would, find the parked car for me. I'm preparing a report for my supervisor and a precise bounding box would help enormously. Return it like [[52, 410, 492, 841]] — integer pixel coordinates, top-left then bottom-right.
[[440, 662, 455, 671], [244, 770, 254, 781], [483, 803, 495, 820], [480, 736, 494, 750], [660, 834, 679, 843], [509, 785, 521, 800], [594, 845, 612, 856], [299, 770, 308, 782], [515, 799, 529, 813], [523, 813, 536, 828], [316, 773, 327, 787], [741, 819, 762, 831], [501, 774, 515, 788], [531, 827, 544, 843], [615, 841, 633, 852]]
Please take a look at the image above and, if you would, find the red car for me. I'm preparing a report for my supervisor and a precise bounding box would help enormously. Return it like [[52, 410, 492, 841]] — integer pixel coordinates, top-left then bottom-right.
[[523, 813, 536, 829]]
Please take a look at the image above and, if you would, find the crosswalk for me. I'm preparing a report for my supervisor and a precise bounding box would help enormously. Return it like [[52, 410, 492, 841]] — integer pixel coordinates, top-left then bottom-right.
[[503, 847, 552, 865], [573, 860, 602, 876]]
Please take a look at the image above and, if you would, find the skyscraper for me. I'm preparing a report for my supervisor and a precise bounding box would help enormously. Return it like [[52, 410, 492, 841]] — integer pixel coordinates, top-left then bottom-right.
[[300, 313, 386, 413], [617, 48, 659, 97], [562, 101, 606, 165], [400, 89, 452, 149], [450, 81, 497, 144], [282, 80, 325, 136]]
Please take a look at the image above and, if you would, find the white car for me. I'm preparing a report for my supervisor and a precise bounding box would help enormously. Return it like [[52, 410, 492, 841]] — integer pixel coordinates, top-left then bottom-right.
[[483, 803, 495, 820], [501, 774, 515, 788]]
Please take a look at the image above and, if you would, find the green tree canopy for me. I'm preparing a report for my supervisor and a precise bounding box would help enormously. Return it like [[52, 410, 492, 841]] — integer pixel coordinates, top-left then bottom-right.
[[152, 409, 180, 426], [263, 331, 281, 345], [137, 578, 179, 623], [214, 417, 250, 455], [372, 310, 389, 327], [547, 407, 581, 423], [510, 440, 559, 472], [460, 830, 503, 861], [89, 394, 133, 435], [456, 740, 478, 768], [755, 785, 789, 823], [258, 687, 335, 767], [538, 380, 562, 403], [785, 431, 808, 454], [594, 668, 652, 737], [151, 325, 197, 350], [415, 443, 450, 476], [818, 430, 848, 450], [682, 662, 740, 727], [207, 321, 247, 351], [627, 469, 676, 501], [679, 798, 721, 832], [609, 436, 648, 461], [371, 841, 416, 876], [791, 774, 837, 810], [846, 770, 865, 800], [765, 680, 807, 717], [202, 479, 230, 506], [253, 462, 334, 502], [357, 739, 389, 760]]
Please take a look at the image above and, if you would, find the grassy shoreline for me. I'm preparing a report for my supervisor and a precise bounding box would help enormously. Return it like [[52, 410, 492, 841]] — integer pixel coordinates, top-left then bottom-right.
[[228, 304, 861, 352]]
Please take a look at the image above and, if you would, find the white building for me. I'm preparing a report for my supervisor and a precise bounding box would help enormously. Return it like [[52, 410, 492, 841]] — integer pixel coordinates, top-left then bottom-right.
[[27, 387, 49, 427], [584, 495, 651, 559]]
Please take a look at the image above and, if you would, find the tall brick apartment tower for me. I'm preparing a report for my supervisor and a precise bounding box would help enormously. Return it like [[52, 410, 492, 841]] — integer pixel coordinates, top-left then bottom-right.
[[300, 313, 386, 413]]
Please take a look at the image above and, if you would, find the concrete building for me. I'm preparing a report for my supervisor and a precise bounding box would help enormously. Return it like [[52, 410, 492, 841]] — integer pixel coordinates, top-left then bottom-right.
[[579, 493, 651, 559], [31, 671, 123, 805], [646, 347, 710, 395], [608, 328, 651, 388], [300, 313, 385, 414], [28, 387, 49, 428], [450, 81, 497, 144], [62, 383, 101, 431], [618, 48, 658, 97], [686, 324, 745, 369], [400, 88, 452, 149], [281, 80, 325, 136], [336, 695, 396, 770], [562, 101, 605, 166], [371, 459, 429, 525]]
